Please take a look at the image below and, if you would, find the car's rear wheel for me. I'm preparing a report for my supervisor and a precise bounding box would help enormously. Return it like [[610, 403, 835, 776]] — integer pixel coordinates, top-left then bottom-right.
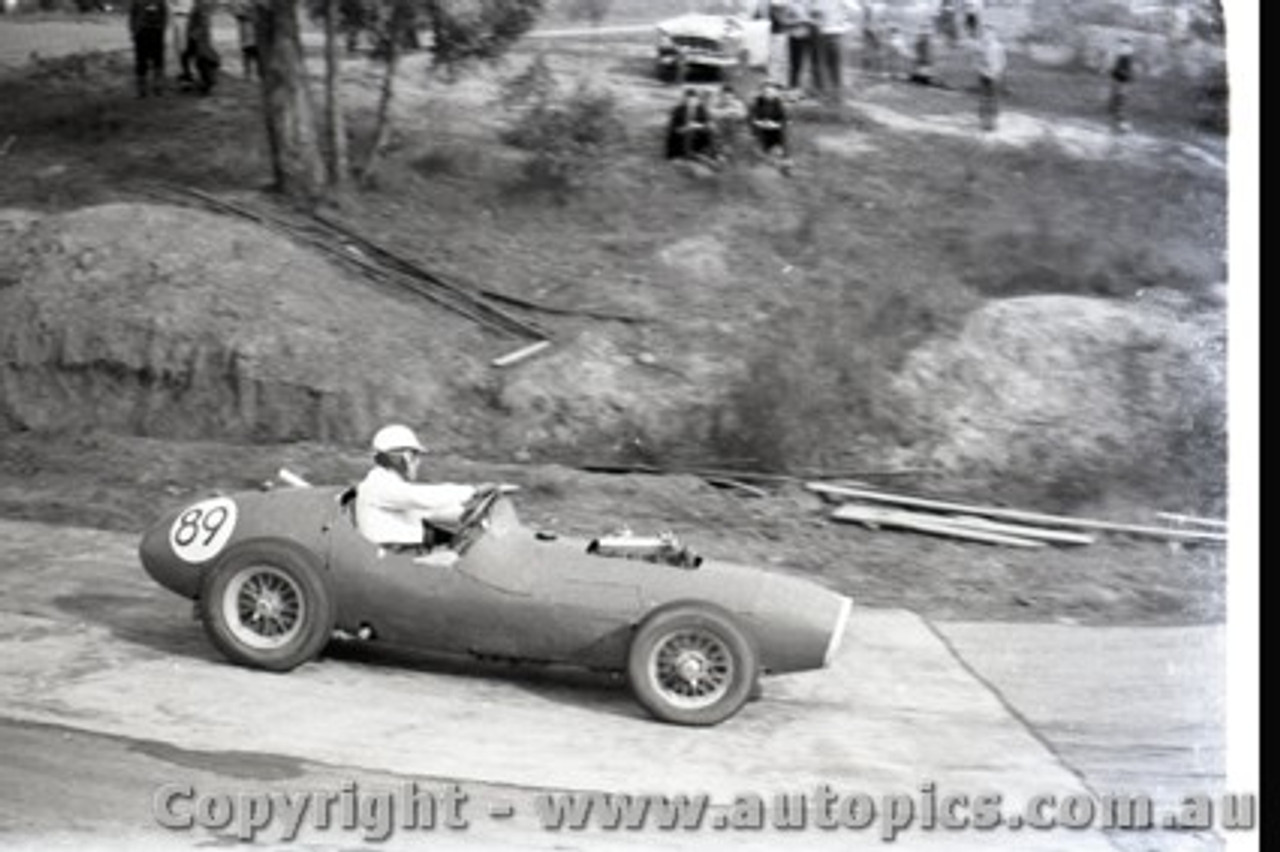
[[628, 605, 758, 726], [199, 541, 335, 672]]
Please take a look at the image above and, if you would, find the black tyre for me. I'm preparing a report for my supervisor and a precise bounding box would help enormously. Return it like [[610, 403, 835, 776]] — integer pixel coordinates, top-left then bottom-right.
[[199, 540, 335, 672], [628, 605, 758, 726]]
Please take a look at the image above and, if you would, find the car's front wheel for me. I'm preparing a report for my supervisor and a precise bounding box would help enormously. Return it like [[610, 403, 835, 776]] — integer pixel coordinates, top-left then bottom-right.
[[199, 541, 335, 672], [628, 605, 758, 726]]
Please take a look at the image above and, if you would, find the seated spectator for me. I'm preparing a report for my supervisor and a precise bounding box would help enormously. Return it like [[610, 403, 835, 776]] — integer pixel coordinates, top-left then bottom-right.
[[711, 84, 749, 161], [665, 87, 714, 162], [750, 80, 790, 164]]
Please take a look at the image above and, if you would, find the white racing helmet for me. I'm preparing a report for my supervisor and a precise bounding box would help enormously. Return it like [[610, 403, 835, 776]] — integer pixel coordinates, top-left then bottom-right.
[[371, 424, 425, 455]]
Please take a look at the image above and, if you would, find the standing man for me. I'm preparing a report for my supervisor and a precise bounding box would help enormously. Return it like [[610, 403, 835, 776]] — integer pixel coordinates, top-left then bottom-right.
[[169, 0, 192, 84], [909, 22, 936, 85], [808, 0, 854, 100], [937, 0, 958, 46], [975, 25, 1006, 131], [184, 0, 220, 95], [128, 0, 167, 97], [858, 0, 882, 75], [780, 0, 813, 95], [233, 0, 260, 80], [1108, 36, 1136, 132], [962, 0, 983, 40]]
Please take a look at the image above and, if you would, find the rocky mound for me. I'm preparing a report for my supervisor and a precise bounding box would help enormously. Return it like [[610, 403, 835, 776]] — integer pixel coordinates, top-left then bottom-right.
[[888, 291, 1227, 509], [0, 203, 489, 446]]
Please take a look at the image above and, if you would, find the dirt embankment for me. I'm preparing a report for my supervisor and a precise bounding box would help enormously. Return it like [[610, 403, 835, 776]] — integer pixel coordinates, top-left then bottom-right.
[[890, 291, 1227, 509], [0, 203, 490, 446], [0, 202, 1227, 511]]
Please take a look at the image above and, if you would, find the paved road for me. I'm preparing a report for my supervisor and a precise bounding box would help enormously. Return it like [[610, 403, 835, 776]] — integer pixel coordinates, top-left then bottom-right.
[[0, 517, 1228, 851]]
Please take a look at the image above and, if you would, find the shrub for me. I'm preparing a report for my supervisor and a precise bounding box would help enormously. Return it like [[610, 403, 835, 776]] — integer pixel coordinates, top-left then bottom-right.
[[705, 266, 977, 473], [498, 55, 626, 195]]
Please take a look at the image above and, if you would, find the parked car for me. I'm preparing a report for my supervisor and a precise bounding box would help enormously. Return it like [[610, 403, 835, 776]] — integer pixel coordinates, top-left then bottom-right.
[[139, 480, 854, 726], [655, 0, 780, 82]]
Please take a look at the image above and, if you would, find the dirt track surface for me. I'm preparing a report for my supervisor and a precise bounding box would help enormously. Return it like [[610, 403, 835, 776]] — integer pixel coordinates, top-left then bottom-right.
[[0, 517, 1226, 851]]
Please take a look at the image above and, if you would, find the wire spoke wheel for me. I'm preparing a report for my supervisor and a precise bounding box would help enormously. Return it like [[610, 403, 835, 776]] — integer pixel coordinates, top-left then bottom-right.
[[650, 628, 735, 709], [200, 541, 334, 672], [629, 605, 757, 726], [222, 565, 306, 651]]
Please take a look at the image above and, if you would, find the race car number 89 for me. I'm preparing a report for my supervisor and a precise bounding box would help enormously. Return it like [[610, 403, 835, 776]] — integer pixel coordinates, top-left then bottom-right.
[[168, 497, 238, 564]]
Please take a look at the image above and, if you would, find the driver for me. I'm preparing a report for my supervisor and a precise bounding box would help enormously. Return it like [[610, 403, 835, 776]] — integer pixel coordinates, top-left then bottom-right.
[[354, 424, 478, 549]]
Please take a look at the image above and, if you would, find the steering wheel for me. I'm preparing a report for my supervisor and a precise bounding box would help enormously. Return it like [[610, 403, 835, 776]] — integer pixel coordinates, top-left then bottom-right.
[[456, 484, 502, 535]]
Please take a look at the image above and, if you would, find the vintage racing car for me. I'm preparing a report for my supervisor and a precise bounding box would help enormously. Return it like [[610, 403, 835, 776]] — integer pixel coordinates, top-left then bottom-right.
[[139, 480, 853, 726], [655, 0, 778, 82]]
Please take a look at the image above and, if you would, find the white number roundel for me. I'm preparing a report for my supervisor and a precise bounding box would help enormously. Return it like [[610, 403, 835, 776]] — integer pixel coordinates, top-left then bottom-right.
[[168, 497, 238, 564]]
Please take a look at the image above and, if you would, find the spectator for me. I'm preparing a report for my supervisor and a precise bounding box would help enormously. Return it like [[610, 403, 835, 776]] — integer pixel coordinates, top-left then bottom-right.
[[750, 80, 790, 165], [886, 25, 909, 80], [665, 87, 714, 162], [975, 25, 1006, 131], [1168, 3, 1192, 45], [698, 88, 723, 159], [808, 0, 854, 99], [169, 0, 192, 82], [233, 0, 259, 80], [962, 0, 983, 40], [780, 0, 814, 95], [711, 84, 750, 162], [183, 0, 220, 95], [909, 23, 936, 85], [936, 0, 958, 47], [1108, 36, 1136, 132], [128, 0, 168, 97], [859, 0, 882, 74]]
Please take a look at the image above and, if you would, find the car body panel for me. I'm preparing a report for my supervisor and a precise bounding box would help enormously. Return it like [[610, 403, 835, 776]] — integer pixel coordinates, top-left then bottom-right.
[[139, 486, 853, 676]]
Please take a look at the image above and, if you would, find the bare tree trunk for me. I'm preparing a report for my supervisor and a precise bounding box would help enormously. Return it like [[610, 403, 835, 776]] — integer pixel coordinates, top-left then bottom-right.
[[358, 33, 398, 186], [323, 0, 349, 186], [256, 0, 326, 201]]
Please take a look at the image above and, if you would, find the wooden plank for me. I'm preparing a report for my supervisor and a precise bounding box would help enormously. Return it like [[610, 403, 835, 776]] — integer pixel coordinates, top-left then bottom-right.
[[831, 504, 1046, 549], [947, 515, 1095, 546], [809, 483, 1228, 544], [491, 340, 552, 368], [702, 477, 770, 499], [1156, 512, 1228, 529]]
